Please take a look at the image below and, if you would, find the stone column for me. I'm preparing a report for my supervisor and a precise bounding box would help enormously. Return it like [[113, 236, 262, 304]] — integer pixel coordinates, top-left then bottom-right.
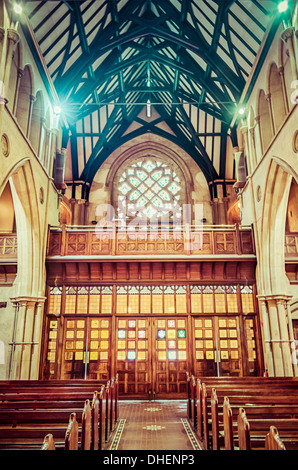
[[265, 93, 275, 136], [278, 66, 290, 114], [12, 68, 24, 115], [0, 27, 6, 85], [267, 298, 285, 376], [276, 297, 293, 376], [254, 115, 262, 160], [26, 94, 35, 138], [9, 297, 46, 380], [258, 297, 274, 376], [240, 123, 251, 175], [30, 301, 45, 379], [281, 27, 297, 83], [258, 295, 295, 377], [3, 29, 19, 96]]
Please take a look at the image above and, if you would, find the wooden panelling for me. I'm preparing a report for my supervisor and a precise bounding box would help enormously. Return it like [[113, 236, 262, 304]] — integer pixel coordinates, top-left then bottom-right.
[[46, 260, 256, 284]]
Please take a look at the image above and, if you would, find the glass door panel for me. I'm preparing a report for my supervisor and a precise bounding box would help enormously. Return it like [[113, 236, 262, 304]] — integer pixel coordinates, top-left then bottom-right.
[[153, 317, 188, 396], [116, 317, 151, 394], [193, 317, 218, 377], [61, 317, 111, 380], [62, 317, 87, 379]]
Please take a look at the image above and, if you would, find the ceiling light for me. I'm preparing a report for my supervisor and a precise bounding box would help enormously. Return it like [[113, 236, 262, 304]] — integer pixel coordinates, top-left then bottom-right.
[[278, 1, 288, 13], [238, 107, 245, 115], [54, 105, 61, 115], [14, 3, 22, 14]]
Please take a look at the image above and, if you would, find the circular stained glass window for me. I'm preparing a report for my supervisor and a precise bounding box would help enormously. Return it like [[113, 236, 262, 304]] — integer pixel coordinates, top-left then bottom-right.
[[114, 156, 185, 222]]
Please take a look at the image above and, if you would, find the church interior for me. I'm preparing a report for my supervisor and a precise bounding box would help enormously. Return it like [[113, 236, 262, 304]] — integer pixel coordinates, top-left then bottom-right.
[[0, 0, 298, 452]]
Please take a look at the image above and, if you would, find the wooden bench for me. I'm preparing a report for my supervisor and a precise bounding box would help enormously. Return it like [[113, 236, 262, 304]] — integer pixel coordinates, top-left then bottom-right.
[[0, 376, 119, 450], [189, 376, 298, 450], [41, 433, 56, 450]]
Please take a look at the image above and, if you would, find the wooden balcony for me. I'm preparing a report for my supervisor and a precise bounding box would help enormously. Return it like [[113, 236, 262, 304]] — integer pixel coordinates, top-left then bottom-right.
[[285, 233, 298, 257], [0, 234, 17, 259], [46, 224, 256, 259]]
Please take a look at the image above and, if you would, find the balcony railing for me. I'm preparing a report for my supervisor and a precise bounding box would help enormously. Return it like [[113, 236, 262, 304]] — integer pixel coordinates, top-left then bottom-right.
[[285, 233, 298, 256], [46, 224, 255, 258], [0, 234, 17, 258]]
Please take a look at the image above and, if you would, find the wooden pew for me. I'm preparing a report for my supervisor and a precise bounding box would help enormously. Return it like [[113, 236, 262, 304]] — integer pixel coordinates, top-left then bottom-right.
[[0, 377, 118, 450], [65, 413, 79, 450], [265, 426, 286, 450], [192, 376, 298, 450], [41, 434, 56, 450], [211, 388, 220, 450], [81, 400, 92, 450], [237, 408, 251, 450], [186, 372, 192, 421], [223, 396, 234, 450]]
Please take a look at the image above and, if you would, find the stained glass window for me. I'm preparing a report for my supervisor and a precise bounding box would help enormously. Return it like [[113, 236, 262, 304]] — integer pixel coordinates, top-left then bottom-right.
[[114, 157, 185, 221]]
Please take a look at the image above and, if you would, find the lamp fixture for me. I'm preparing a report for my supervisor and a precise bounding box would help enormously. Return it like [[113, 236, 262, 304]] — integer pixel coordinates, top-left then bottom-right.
[[278, 1, 288, 13], [14, 3, 22, 14]]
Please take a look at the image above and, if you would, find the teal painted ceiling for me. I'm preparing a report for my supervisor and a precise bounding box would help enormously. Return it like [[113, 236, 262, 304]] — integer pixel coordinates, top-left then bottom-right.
[[21, 0, 282, 189]]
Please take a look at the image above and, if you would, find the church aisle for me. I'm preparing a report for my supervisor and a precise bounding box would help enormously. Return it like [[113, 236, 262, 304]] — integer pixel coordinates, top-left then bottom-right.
[[108, 400, 202, 451]]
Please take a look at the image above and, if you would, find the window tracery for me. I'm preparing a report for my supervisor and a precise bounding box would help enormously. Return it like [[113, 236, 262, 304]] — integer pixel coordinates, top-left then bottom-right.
[[113, 156, 186, 223]]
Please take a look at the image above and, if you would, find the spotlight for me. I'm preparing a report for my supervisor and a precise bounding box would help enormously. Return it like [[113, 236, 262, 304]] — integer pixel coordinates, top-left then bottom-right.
[[54, 105, 61, 115], [14, 3, 22, 14], [238, 107, 245, 116], [278, 1, 288, 13]]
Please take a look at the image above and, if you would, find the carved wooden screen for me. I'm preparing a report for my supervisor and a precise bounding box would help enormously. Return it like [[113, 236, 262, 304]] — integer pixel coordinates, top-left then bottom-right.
[[43, 282, 260, 383]]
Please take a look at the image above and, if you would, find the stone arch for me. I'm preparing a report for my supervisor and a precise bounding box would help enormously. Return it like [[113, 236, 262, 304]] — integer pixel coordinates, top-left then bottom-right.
[[259, 158, 293, 295], [257, 157, 298, 376], [105, 137, 196, 224], [15, 64, 33, 136], [1, 159, 43, 297]]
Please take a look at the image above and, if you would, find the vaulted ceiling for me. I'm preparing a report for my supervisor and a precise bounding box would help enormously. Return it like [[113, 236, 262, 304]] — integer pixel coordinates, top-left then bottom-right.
[[21, 0, 281, 195]]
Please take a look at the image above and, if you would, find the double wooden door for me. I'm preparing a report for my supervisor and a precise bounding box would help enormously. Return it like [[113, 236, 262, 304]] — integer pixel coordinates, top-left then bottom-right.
[[116, 316, 188, 397], [46, 313, 258, 389], [58, 315, 188, 396]]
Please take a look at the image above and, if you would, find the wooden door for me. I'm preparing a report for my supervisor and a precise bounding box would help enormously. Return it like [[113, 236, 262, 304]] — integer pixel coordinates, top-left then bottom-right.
[[153, 317, 188, 396], [116, 317, 152, 395], [116, 316, 188, 397], [61, 317, 111, 380], [193, 316, 243, 377], [193, 317, 218, 377]]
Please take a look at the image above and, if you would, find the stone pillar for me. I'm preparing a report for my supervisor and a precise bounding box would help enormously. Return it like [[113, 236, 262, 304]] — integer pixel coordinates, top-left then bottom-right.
[[249, 127, 257, 170], [281, 27, 297, 83], [3, 29, 19, 96], [278, 66, 290, 114], [258, 295, 295, 377], [276, 297, 294, 377], [70, 198, 88, 225], [9, 297, 46, 380], [254, 115, 262, 160], [0, 27, 6, 85], [30, 301, 45, 379], [12, 68, 24, 115], [240, 123, 251, 175], [258, 297, 274, 376], [265, 93, 275, 136], [26, 94, 35, 138]]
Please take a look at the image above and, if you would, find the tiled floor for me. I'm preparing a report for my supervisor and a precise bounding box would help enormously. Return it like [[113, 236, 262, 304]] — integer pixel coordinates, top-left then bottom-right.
[[109, 400, 201, 451]]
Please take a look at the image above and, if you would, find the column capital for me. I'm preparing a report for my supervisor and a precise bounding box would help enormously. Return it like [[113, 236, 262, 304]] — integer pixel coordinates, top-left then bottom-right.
[[281, 26, 294, 43], [257, 294, 292, 302], [10, 296, 47, 307], [7, 28, 20, 45]]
